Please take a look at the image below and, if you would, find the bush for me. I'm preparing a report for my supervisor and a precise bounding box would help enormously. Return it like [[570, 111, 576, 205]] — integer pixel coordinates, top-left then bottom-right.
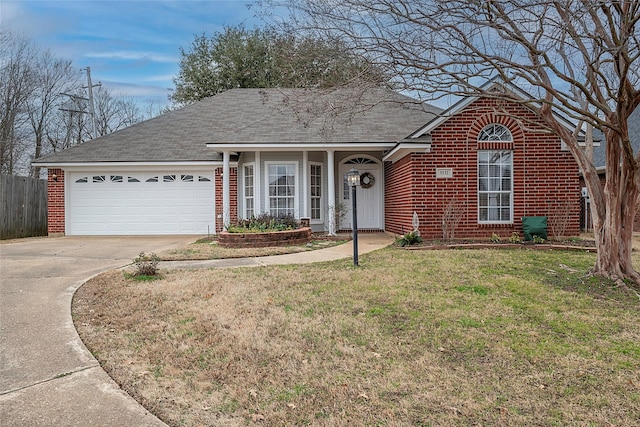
[[532, 235, 546, 244], [490, 232, 502, 243], [133, 252, 160, 276], [227, 213, 300, 233], [397, 231, 423, 247], [509, 232, 522, 244]]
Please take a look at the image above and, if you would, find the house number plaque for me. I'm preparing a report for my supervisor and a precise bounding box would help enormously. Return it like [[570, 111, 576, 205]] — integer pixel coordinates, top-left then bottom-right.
[[436, 168, 453, 178]]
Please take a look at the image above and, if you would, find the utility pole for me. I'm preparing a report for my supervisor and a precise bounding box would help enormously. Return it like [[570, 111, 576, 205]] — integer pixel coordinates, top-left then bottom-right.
[[59, 92, 89, 146], [59, 66, 102, 144], [83, 67, 101, 139]]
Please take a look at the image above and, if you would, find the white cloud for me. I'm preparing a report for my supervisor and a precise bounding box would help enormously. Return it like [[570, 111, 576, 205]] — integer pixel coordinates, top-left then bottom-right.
[[140, 73, 178, 83], [85, 50, 177, 63], [102, 80, 170, 100]]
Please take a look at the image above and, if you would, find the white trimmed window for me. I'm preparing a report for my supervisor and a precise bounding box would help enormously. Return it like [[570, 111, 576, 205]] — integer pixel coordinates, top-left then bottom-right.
[[478, 150, 513, 223], [267, 163, 297, 217], [309, 163, 323, 221], [244, 164, 254, 218], [478, 124, 513, 224]]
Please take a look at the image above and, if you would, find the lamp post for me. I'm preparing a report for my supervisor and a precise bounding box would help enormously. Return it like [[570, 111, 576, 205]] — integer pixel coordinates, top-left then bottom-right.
[[346, 168, 360, 266]]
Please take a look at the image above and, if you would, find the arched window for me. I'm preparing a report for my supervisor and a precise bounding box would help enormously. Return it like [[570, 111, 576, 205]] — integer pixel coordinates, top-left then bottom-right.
[[345, 157, 376, 165], [478, 124, 513, 142], [477, 124, 513, 223]]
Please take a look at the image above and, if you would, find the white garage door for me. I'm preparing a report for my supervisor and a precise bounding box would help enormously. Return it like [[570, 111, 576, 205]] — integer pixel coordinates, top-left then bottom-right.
[[67, 171, 215, 235]]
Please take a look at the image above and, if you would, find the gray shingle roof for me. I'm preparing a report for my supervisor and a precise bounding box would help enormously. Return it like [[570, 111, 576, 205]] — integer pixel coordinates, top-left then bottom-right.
[[592, 107, 640, 169], [34, 88, 441, 164]]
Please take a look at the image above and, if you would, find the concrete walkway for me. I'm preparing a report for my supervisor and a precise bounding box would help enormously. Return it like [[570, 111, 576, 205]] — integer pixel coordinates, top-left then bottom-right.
[[0, 233, 393, 426], [160, 232, 394, 270]]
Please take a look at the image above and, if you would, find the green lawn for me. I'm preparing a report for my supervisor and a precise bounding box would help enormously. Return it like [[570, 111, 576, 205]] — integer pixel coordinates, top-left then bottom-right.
[[73, 247, 640, 426], [157, 236, 347, 261]]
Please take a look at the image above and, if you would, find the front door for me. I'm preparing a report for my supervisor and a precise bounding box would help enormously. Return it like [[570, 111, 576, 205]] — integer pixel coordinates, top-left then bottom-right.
[[339, 157, 383, 230]]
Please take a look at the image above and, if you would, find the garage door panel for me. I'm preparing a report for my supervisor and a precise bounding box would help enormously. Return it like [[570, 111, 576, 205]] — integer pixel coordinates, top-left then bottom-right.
[[128, 200, 146, 209], [68, 171, 215, 235], [127, 206, 147, 215]]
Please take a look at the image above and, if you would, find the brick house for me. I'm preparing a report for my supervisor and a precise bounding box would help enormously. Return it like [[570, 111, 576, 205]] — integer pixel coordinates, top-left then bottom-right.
[[33, 83, 583, 238], [384, 96, 581, 239]]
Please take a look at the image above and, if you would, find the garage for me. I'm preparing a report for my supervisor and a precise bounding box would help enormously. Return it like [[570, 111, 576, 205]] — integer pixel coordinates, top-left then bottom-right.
[[67, 171, 215, 235]]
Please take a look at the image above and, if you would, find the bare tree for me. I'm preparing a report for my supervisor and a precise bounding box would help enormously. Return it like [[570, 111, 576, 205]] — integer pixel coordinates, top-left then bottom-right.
[[548, 200, 574, 241], [0, 30, 37, 175], [267, 0, 640, 285], [141, 99, 170, 120], [93, 86, 141, 136], [442, 200, 465, 241], [2, 31, 149, 175], [26, 50, 81, 177]]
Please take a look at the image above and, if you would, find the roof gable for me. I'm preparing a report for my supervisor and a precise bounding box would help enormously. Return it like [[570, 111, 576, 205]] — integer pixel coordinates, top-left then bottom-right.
[[409, 78, 580, 139]]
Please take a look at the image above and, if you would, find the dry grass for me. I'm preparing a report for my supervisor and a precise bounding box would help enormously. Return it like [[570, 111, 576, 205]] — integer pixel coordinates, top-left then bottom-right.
[[157, 237, 347, 261], [73, 248, 640, 426]]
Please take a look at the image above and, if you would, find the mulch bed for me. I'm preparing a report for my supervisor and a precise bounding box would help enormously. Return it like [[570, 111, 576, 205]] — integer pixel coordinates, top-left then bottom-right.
[[403, 239, 598, 252]]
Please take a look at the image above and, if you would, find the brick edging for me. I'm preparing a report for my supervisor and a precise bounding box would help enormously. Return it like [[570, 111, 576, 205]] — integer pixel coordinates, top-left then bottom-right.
[[219, 227, 312, 248]]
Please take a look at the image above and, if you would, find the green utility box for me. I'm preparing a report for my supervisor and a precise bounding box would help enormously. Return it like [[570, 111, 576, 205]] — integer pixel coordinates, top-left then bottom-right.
[[522, 216, 548, 241]]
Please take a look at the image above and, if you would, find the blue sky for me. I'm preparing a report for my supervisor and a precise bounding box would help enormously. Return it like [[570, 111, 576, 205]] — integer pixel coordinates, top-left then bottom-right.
[[1, 1, 265, 107]]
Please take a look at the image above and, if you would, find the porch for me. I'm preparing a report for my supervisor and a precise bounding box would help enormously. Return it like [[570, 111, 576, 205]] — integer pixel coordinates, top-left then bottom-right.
[[218, 150, 385, 235]]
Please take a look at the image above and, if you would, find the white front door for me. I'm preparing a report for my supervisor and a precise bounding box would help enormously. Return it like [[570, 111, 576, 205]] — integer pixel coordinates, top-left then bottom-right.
[[339, 158, 383, 230]]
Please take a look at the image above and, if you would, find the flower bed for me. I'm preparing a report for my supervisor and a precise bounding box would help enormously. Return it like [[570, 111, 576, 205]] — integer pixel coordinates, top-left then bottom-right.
[[219, 227, 312, 248], [402, 241, 597, 252]]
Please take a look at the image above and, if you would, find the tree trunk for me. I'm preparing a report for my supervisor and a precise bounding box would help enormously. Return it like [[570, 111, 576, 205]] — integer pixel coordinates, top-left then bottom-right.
[[31, 132, 43, 178], [545, 106, 639, 286], [590, 142, 640, 284]]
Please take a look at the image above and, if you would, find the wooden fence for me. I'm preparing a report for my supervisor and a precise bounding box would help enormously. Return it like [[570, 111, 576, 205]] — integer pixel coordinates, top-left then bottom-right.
[[1, 174, 48, 239]]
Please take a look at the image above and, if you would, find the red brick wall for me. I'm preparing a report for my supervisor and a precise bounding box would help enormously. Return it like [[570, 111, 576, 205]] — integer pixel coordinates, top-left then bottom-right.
[[384, 155, 415, 235], [215, 167, 238, 232], [385, 97, 581, 239], [47, 168, 65, 235]]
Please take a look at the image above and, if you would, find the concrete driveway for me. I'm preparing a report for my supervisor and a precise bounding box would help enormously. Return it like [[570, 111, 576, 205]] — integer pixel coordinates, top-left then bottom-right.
[[0, 236, 195, 427]]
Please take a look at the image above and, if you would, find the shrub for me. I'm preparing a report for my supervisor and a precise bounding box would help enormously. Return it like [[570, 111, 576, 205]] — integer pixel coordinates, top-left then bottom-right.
[[509, 232, 522, 244], [133, 252, 160, 276], [442, 200, 465, 240], [532, 235, 546, 244], [397, 231, 423, 247], [227, 213, 300, 233], [490, 233, 502, 243]]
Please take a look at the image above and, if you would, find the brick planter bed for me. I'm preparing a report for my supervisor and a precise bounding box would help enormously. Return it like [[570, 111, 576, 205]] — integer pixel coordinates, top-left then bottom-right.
[[219, 227, 312, 248]]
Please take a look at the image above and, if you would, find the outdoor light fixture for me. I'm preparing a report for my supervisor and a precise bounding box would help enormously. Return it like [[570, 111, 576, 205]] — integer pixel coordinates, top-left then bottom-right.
[[346, 167, 360, 266], [52, 174, 58, 182]]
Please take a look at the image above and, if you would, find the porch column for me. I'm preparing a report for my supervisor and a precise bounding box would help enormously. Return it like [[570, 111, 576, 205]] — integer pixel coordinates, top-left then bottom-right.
[[222, 150, 230, 230], [302, 150, 309, 218], [255, 151, 261, 215], [327, 150, 336, 235]]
